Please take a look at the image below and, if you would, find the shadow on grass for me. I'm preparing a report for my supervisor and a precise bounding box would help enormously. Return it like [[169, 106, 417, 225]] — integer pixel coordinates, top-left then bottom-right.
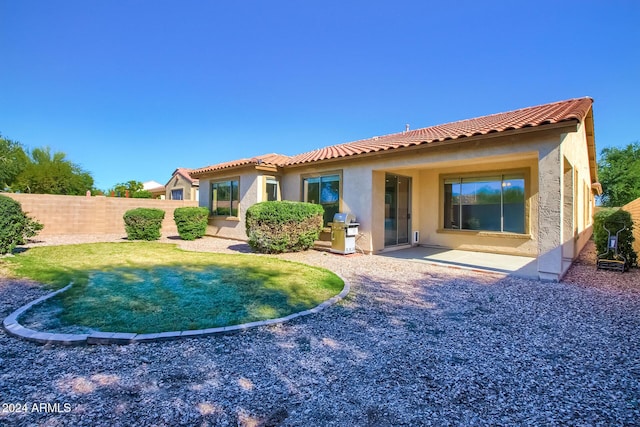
[[18, 261, 344, 334]]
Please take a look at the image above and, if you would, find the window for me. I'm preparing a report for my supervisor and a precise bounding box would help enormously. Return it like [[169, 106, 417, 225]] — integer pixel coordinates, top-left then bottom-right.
[[265, 177, 279, 201], [171, 189, 184, 200], [444, 174, 525, 233], [303, 174, 340, 225], [584, 182, 590, 227], [211, 179, 239, 217]]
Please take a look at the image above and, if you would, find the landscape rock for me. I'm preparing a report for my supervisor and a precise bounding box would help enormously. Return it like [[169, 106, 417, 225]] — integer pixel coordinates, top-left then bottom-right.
[[0, 236, 638, 426]]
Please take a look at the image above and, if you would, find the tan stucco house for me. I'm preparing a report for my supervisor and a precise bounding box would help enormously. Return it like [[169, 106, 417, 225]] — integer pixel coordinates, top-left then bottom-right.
[[166, 168, 199, 201], [191, 97, 600, 280]]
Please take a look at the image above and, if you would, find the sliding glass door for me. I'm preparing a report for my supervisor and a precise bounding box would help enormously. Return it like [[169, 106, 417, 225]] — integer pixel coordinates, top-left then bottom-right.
[[384, 173, 411, 246]]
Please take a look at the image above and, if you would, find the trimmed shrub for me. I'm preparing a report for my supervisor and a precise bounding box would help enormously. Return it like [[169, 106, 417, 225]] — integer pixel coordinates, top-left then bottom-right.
[[123, 208, 165, 240], [246, 201, 324, 253], [0, 195, 43, 255], [593, 208, 637, 268], [174, 206, 209, 240], [132, 190, 153, 199]]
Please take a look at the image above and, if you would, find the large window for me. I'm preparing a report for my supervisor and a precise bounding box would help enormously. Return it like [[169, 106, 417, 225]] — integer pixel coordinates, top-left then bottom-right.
[[211, 179, 239, 217], [171, 189, 183, 200], [444, 174, 525, 233], [303, 174, 340, 225]]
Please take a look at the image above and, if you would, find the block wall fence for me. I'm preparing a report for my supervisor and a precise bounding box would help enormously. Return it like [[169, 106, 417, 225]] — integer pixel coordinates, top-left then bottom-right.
[[622, 197, 640, 256], [3, 193, 198, 236]]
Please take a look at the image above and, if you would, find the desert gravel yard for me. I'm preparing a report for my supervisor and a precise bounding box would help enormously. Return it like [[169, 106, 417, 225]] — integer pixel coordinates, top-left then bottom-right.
[[1, 236, 639, 426]]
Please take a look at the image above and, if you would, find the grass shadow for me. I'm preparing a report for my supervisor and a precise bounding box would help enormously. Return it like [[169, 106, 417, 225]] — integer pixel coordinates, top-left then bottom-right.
[[6, 242, 345, 334]]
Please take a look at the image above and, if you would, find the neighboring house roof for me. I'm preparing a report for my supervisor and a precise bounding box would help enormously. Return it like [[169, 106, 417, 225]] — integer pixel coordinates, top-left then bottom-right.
[[142, 180, 165, 191], [171, 168, 199, 186], [191, 153, 292, 177], [147, 186, 166, 194], [191, 97, 594, 177]]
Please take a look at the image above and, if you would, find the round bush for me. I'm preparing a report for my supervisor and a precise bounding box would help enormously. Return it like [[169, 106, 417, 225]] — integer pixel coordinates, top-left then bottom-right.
[[245, 201, 324, 253], [123, 208, 165, 241], [0, 195, 43, 255], [174, 206, 210, 240]]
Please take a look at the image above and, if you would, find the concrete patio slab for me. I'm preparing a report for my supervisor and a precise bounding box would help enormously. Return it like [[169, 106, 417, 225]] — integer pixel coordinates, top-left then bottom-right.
[[378, 246, 539, 279]]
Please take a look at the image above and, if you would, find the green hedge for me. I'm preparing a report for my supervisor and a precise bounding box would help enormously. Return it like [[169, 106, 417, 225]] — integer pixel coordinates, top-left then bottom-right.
[[123, 208, 165, 241], [0, 195, 43, 255], [174, 207, 209, 240], [132, 190, 153, 199], [593, 208, 637, 268], [245, 201, 324, 253]]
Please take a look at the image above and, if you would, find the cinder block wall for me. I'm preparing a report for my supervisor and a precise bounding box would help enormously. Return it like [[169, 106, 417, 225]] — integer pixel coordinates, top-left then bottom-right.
[[3, 193, 198, 236], [622, 197, 640, 256]]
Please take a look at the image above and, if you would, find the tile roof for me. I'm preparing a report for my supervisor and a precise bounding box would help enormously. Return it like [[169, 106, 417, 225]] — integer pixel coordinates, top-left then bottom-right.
[[191, 97, 593, 175], [285, 97, 593, 165], [174, 168, 199, 184], [190, 153, 291, 177]]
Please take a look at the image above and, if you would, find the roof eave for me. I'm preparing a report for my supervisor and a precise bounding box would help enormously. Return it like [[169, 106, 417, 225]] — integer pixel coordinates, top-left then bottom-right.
[[284, 120, 580, 168], [190, 162, 282, 178], [584, 106, 600, 192]]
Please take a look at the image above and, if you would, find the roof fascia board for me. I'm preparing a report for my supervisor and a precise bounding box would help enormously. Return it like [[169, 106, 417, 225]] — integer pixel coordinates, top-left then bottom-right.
[[192, 163, 282, 178], [584, 107, 599, 187], [255, 165, 280, 173]]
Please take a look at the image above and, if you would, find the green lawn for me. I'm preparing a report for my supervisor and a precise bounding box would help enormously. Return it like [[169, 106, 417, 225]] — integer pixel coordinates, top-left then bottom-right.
[[1, 242, 344, 333]]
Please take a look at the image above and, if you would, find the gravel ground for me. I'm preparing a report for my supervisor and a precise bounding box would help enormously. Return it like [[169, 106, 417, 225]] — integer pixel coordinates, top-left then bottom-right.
[[1, 235, 639, 426]]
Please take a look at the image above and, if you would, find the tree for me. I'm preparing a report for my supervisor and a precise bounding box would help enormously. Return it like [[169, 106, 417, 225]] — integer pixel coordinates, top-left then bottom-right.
[[597, 142, 640, 207], [15, 147, 94, 195], [0, 135, 28, 191], [110, 180, 145, 197]]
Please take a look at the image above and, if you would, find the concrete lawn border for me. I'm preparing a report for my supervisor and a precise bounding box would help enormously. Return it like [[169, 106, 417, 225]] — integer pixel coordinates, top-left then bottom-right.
[[2, 277, 350, 346]]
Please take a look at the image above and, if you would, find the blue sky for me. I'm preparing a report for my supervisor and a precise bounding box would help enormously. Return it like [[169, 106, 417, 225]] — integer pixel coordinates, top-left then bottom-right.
[[1, 1, 639, 191]]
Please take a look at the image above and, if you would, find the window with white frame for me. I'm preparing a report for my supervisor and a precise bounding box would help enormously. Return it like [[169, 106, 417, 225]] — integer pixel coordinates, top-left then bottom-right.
[[443, 174, 525, 233], [211, 179, 239, 217]]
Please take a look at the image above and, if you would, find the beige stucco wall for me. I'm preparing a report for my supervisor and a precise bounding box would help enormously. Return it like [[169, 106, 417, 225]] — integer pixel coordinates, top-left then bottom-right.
[[198, 169, 260, 240], [280, 164, 374, 248], [166, 174, 199, 201], [195, 119, 597, 281], [256, 174, 283, 202], [565, 121, 596, 233], [556, 121, 596, 276], [415, 157, 539, 256], [562, 121, 595, 232], [283, 128, 565, 257]]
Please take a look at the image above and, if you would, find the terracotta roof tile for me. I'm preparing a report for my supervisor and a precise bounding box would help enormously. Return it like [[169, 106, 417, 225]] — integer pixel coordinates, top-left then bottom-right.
[[285, 97, 593, 166], [190, 153, 291, 177], [191, 98, 593, 175], [174, 168, 199, 184]]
